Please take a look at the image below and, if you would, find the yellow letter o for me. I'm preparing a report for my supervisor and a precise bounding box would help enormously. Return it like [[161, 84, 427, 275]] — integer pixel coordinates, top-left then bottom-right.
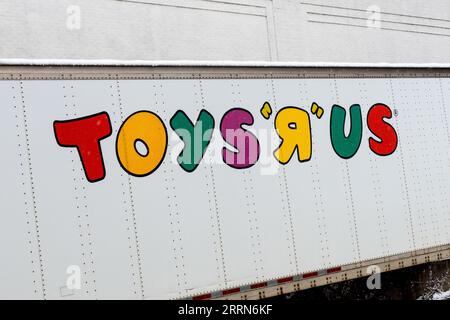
[[116, 111, 167, 176]]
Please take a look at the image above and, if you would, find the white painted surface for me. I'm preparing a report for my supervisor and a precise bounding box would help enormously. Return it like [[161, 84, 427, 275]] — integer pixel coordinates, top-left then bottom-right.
[[1, 72, 450, 299]]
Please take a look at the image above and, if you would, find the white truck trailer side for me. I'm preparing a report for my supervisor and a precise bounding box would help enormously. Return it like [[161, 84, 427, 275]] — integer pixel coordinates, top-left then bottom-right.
[[0, 65, 449, 300]]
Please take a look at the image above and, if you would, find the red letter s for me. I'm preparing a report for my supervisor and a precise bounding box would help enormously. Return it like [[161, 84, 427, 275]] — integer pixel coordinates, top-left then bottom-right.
[[54, 112, 112, 182], [367, 103, 398, 156]]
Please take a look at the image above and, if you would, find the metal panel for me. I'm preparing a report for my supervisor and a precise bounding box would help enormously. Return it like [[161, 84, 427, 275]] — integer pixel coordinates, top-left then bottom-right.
[[155, 79, 226, 298], [227, 79, 293, 280], [0, 81, 42, 299], [391, 78, 450, 250], [63, 80, 139, 299], [1, 67, 450, 299], [20, 80, 88, 299], [355, 78, 413, 257], [199, 79, 267, 286]]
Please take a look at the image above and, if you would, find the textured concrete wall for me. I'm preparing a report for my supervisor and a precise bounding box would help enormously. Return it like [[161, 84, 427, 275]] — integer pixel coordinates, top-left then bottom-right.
[[1, 0, 450, 62]]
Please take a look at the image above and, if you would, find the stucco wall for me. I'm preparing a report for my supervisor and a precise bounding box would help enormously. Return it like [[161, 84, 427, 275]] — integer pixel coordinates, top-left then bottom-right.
[[1, 0, 450, 62]]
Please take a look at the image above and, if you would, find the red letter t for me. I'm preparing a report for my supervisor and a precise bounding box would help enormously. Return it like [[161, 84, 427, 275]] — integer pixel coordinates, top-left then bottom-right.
[[54, 112, 112, 183]]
